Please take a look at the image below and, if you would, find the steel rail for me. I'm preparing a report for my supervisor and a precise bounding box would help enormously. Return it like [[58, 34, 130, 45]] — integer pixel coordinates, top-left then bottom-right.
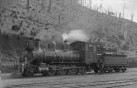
[[5, 77, 137, 88]]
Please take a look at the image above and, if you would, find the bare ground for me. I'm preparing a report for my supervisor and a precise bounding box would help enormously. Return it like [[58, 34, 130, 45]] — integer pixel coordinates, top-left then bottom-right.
[[2, 68, 137, 88]]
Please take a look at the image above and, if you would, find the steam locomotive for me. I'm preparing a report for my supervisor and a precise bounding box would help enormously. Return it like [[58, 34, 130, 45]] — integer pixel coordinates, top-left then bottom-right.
[[19, 38, 127, 77]]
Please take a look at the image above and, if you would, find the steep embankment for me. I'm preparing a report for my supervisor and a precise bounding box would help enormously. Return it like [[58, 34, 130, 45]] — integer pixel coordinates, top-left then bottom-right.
[[1, 0, 137, 50]]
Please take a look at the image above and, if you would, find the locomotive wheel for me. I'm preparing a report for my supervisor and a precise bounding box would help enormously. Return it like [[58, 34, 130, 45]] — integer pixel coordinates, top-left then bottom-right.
[[68, 68, 78, 75], [93, 64, 99, 73], [121, 66, 127, 72], [47, 70, 56, 76], [78, 68, 86, 74], [121, 68, 126, 72], [107, 68, 113, 73], [99, 68, 105, 73], [57, 69, 68, 75], [41, 72, 47, 76], [97, 59, 105, 73], [121, 69, 126, 72], [114, 68, 120, 72], [94, 68, 98, 73]]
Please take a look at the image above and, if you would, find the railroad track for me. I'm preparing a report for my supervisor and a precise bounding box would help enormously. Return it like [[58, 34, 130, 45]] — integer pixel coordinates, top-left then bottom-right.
[[5, 78, 137, 88], [10, 69, 137, 79]]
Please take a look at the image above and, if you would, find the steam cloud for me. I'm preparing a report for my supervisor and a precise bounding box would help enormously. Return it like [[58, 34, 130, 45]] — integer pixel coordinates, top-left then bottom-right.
[[62, 30, 90, 43]]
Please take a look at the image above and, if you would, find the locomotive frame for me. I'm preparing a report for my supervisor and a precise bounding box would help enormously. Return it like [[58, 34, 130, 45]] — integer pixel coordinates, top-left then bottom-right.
[[19, 38, 127, 77]]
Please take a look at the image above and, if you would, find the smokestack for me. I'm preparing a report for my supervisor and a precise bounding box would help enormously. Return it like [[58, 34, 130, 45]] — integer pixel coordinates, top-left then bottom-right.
[[35, 38, 40, 50]]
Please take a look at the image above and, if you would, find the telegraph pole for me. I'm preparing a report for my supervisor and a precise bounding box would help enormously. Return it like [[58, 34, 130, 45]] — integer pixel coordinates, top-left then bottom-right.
[[122, 0, 126, 18], [27, 0, 30, 12]]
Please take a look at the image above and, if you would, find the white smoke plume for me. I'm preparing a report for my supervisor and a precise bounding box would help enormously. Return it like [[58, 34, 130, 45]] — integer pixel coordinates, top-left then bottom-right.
[[62, 30, 90, 43]]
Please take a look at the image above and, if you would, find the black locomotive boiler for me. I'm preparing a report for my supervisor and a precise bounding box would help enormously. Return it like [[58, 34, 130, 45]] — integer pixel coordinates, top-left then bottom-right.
[[19, 38, 127, 77]]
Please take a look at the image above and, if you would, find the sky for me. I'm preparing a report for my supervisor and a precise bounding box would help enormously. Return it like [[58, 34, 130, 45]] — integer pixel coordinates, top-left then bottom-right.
[[80, 0, 137, 23]]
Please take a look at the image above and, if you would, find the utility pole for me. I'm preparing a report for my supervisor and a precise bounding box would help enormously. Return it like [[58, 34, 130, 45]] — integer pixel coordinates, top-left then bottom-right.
[[27, 0, 30, 12], [47, 0, 52, 12], [122, 0, 126, 18], [89, 0, 92, 9], [131, 12, 134, 22]]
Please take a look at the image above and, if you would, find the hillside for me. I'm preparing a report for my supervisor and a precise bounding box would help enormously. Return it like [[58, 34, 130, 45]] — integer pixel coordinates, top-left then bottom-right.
[[1, 0, 137, 58]]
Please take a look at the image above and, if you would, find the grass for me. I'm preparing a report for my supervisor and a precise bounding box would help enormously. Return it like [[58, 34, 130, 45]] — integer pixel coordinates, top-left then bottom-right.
[[1, 61, 18, 73]]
